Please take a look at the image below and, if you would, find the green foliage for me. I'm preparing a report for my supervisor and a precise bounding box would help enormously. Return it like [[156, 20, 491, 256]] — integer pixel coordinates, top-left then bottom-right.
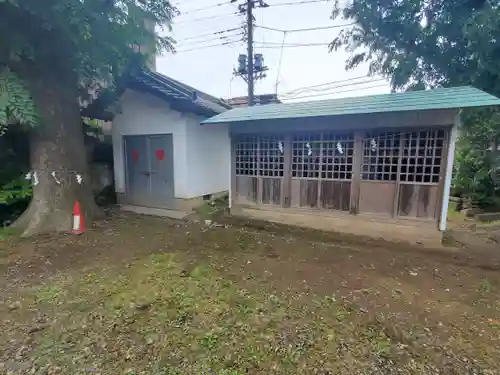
[[0, 125, 31, 225], [0, 227, 18, 240], [0, 0, 177, 229], [330, 0, 500, 92], [1, 0, 178, 121], [0, 174, 31, 205], [453, 137, 496, 205], [0, 68, 38, 131], [0, 0, 178, 129], [330, 0, 500, 205]]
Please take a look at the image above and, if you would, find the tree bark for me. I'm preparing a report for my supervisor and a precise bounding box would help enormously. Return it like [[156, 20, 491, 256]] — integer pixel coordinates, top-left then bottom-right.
[[13, 71, 101, 237]]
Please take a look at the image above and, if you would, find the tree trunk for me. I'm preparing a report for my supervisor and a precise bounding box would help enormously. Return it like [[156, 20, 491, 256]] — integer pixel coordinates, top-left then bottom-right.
[[13, 71, 101, 237]]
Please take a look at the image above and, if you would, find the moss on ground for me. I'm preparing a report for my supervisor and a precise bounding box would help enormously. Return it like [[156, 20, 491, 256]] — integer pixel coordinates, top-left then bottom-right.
[[9, 253, 430, 374]]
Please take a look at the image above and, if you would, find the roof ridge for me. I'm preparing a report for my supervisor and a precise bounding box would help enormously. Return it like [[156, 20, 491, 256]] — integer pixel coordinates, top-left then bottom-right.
[[143, 69, 230, 109]]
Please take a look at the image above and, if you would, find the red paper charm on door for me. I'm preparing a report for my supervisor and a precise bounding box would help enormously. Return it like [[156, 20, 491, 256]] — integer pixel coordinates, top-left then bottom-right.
[[132, 149, 139, 163], [156, 149, 165, 161]]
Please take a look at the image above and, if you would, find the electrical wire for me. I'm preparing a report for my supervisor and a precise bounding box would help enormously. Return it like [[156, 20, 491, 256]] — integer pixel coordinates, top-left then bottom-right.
[[174, 0, 199, 4], [280, 83, 391, 101], [255, 22, 355, 33], [255, 40, 330, 45], [269, 0, 328, 6], [280, 77, 387, 97], [179, 27, 242, 41], [282, 82, 388, 99], [176, 39, 243, 53], [283, 75, 381, 93], [178, 1, 230, 16], [177, 31, 243, 47], [254, 41, 331, 48], [274, 31, 287, 94], [173, 11, 239, 25]]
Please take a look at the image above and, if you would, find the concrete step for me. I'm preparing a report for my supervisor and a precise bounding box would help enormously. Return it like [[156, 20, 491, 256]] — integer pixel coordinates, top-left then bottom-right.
[[120, 205, 189, 220]]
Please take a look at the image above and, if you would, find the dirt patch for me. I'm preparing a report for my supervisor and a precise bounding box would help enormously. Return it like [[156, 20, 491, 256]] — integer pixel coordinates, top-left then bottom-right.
[[1, 213, 500, 374]]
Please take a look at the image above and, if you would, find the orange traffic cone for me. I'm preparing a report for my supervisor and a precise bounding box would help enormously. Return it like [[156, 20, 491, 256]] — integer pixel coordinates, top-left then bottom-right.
[[72, 200, 85, 234]]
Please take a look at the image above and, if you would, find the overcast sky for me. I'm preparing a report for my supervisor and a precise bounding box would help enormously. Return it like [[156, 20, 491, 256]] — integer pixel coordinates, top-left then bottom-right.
[[156, 0, 391, 102]]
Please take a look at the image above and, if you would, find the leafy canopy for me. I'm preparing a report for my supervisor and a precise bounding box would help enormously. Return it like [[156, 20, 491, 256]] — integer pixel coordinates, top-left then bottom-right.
[[330, 0, 500, 204], [330, 0, 500, 93], [0, 0, 178, 127], [0, 68, 38, 130]]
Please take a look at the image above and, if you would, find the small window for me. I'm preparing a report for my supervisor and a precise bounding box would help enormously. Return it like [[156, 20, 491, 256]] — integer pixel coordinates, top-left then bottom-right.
[[234, 135, 284, 177]]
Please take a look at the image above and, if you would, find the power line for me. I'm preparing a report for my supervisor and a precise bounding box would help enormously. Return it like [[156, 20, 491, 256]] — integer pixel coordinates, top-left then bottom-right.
[[179, 27, 242, 41], [281, 80, 386, 98], [280, 76, 385, 96], [280, 82, 388, 101], [176, 39, 243, 53], [254, 41, 331, 48], [178, 1, 230, 16], [173, 11, 239, 25], [269, 0, 327, 6], [177, 32, 243, 47], [174, 0, 205, 5], [255, 22, 355, 33], [255, 41, 330, 45], [274, 31, 287, 94]]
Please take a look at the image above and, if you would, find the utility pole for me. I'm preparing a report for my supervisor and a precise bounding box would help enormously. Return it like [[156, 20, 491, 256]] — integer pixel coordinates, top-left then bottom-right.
[[232, 0, 268, 106], [246, 0, 255, 106]]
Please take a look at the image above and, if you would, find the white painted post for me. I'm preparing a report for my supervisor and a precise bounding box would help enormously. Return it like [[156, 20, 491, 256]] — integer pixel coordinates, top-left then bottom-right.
[[439, 114, 459, 232], [228, 127, 232, 210]]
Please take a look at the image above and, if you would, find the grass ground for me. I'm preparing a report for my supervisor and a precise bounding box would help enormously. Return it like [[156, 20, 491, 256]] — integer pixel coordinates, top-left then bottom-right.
[[1, 212, 500, 374], [0, 227, 17, 241]]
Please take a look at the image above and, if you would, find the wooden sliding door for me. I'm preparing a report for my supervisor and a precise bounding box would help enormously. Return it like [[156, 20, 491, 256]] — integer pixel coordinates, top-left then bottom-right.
[[289, 132, 354, 212], [233, 134, 285, 207], [357, 128, 447, 219]]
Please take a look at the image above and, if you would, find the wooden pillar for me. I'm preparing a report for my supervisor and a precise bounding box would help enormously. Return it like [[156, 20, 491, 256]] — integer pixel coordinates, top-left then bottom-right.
[[230, 135, 237, 210], [392, 132, 405, 217], [282, 134, 292, 207], [349, 131, 364, 214], [317, 132, 324, 209], [256, 137, 263, 204]]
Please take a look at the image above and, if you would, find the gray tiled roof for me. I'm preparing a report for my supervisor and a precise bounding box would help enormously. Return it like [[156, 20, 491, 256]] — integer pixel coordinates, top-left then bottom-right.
[[134, 69, 231, 115]]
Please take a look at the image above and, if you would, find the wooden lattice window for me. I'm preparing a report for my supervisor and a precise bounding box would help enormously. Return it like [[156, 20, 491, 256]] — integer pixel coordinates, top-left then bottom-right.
[[235, 135, 284, 177], [258, 135, 284, 177], [362, 131, 401, 181], [400, 129, 445, 184], [235, 136, 258, 176], [292, 132, 354, 180], [292, 133, 321, 178]]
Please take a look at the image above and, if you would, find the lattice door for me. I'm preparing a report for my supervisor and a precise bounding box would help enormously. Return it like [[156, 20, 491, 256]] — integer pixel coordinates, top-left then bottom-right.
[[234, 135, 284, 206], [291, 132, 353, 210], [397, 128, 446, 218]]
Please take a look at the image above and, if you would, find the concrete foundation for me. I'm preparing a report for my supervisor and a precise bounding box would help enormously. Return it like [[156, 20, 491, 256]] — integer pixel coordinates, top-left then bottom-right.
[[120, 205, 188, 219], [233, 205, 443, 247], [117, 191, 228, 215]]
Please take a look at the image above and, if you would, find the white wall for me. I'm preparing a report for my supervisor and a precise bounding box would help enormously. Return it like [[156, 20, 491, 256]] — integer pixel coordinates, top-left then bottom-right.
[[112, 89, 230, 200], [184, 114, 230, 197], [112, 89, 188, 197]]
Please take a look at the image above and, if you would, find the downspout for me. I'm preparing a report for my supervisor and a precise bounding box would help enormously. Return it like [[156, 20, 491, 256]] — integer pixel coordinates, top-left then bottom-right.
[[439, 112, 460, 232]]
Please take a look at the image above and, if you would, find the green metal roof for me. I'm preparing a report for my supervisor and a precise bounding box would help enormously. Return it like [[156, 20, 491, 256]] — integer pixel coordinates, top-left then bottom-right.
[[201, 86, 500, 124]]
